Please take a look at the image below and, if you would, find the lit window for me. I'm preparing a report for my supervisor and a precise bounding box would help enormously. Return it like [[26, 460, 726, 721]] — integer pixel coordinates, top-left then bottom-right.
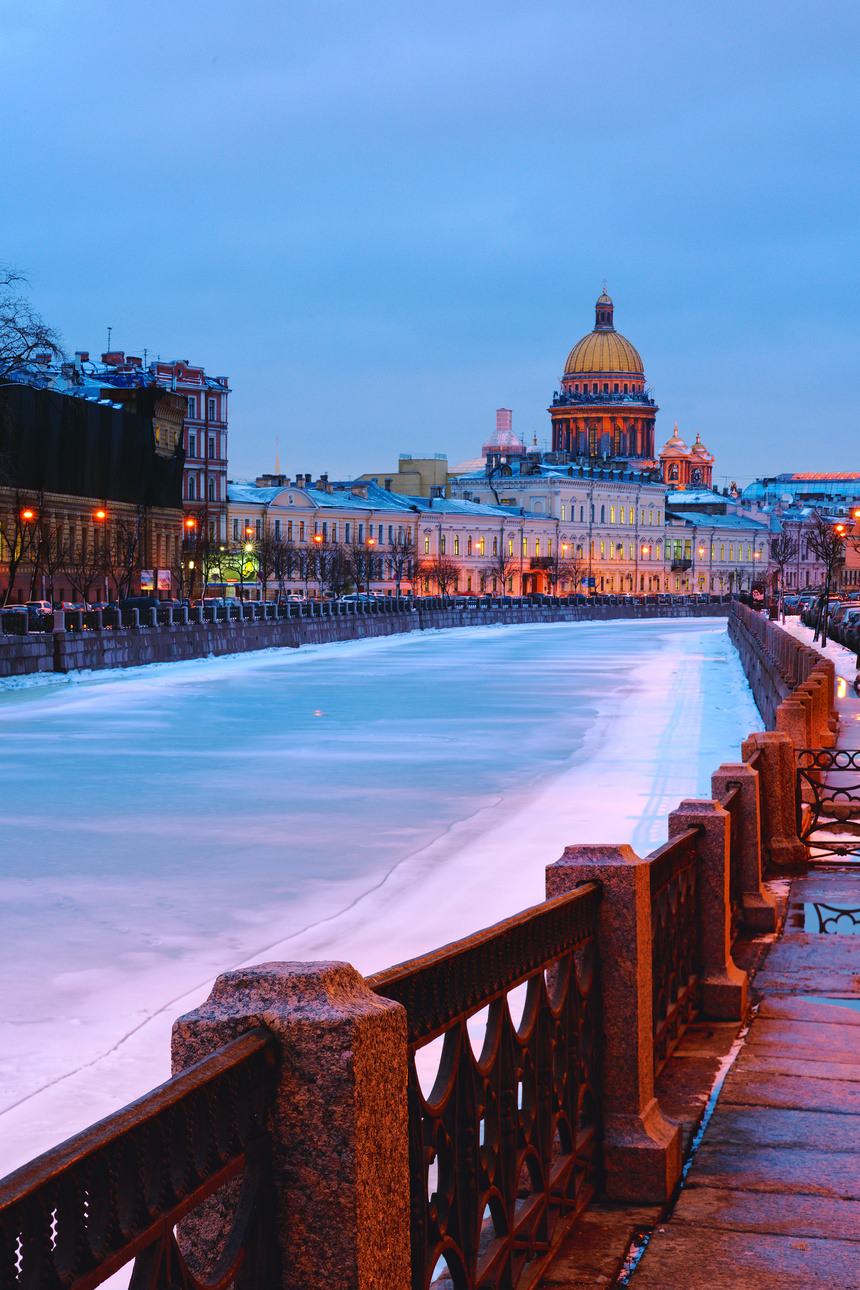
[[424, 534, 430, 554], [454, 535, 459, 555], [274, 519, 281, 539], [610, 505, 615, 524], [535, 539, 540, 557], [561, 504, 566, 521], [508, 537, 513, 556], [467, 535, 472, 556], [233, 518, 239, 541], [478, 535, 485, 555], [299, 521, 305, 541]]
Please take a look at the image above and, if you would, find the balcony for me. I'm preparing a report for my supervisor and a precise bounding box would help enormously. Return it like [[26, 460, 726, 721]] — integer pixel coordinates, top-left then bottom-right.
[[671, 558, 693, 571], [552, 389, 657, 409]]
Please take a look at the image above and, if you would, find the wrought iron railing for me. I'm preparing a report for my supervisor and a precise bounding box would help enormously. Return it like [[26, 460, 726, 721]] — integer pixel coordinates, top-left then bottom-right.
[[648, 829, 700, 1077], [0, 1028, 278, 1290], [797, 748, 860, 858], [368, 882, 602, 1290], [551, 391, 656, 408]]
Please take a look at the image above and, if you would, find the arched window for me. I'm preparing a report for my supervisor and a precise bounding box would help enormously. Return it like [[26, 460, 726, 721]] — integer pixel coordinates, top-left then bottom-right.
[[188, 476, 195, 500], [208, 477, 215, 501], [669, 464, 678, 481], [600, 505, 606, 523]]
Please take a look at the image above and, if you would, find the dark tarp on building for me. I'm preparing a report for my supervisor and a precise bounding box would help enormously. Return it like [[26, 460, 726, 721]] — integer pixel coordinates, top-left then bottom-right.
[[0, 383, 184, 508]]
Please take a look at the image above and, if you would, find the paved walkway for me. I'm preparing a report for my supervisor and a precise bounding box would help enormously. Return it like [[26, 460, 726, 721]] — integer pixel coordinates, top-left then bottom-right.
[[630, 625, 860, 1288], [631, 868, 860, 1289]]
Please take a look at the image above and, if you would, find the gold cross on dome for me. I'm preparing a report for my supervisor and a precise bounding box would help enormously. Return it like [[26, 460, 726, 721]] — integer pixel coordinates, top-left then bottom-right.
[[602, 278, 608, 294]]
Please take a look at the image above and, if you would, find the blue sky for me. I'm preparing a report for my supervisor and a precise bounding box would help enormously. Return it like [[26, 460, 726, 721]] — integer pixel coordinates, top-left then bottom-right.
[[2, 0, 857, 486]]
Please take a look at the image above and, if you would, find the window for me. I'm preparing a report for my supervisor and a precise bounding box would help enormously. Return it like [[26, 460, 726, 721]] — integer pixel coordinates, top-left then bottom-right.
[[547, 539, 552, 557], [508, 536, 514, 556], [590, 504, 595, 521], [345, 522, 351, 543], [629, 507, 634, 525], [561, 504, 566, 521], [384, 479, 392, 491], [600, 505, 606, 523], [331, 523, 337, 542], [358, 523, 364, 543], [720, 545, 725, 561], [287, 521, 293, 541], [478, 535, 485, 556], [610, 505, 615, 524], [188, 476, 195, 500], [492, 536, 498, 555], [614, 383, 619, 393], [274, 519, 281, 539], [299, 521, 305, 541], [425, 534, 430, 554], [187, 396, 197, 418], [321, 521, 327, 539], [535, 539, 540, 557], [649, 509, 653, 526], [467, 536, 472, 556], [522, 536, 528, 556], [441, 535, 446, 554], [208, 437, 215, 459], [454, 536, 459, 555], [208, 478, 215, 501], [232, 518, 240, 541], [729, 545, 734, 561], [189, 435, 196, 457], [255, 519, 262, 540], [600, 541, 605, 559], [208, 399, 215, 420], [580, 506, 584, 521], [629, 543, 633, 559], [388, 525, 394, 545]]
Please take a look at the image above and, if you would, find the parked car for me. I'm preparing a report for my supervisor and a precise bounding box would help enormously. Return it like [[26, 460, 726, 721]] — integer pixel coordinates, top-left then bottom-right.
[[25, 600, 52, 614], [338, 593, 379, 603]]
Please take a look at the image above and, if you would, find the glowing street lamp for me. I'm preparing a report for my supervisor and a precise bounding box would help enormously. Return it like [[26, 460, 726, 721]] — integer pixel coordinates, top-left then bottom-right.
[[20, 508, 35, 521], [94, 509, 107, 522]]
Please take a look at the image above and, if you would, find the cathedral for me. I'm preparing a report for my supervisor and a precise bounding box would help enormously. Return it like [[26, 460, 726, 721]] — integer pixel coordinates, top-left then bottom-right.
[[549, 290, 714, 490], [549, 291, 658, 464]]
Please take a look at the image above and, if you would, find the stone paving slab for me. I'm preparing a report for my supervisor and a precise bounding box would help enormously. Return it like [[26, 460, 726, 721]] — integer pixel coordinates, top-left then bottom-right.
[[758, 995, 860, 1024], [630, 1226, 860, 1289], [744, 1015, 860, 1055], [728, 1048, 860, 1082], [541, 1204, 661, 1287], [752, 935, 860, 995], [688, 1143, 860, 1198], [719, 1065, 860, 1112], [671, 1185, 860, 1241], [700, 1103, 860, 1152]]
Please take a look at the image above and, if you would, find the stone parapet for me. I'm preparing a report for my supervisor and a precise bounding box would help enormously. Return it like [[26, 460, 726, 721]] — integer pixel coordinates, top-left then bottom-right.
[[0, 600, 730, 678]]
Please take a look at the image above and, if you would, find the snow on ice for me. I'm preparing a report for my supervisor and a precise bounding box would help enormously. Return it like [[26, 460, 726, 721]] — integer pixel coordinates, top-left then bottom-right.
[[0, 618, 760, 1171]]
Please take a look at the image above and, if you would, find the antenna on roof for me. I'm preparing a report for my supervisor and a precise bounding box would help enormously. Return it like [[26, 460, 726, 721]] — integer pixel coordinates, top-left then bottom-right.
[[106, 327, 112, 352], [276, 436, 280, 474]]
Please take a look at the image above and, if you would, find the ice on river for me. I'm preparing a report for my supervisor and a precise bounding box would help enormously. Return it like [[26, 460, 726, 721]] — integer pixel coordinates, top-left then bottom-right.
[[0, 618, 759, 1171]]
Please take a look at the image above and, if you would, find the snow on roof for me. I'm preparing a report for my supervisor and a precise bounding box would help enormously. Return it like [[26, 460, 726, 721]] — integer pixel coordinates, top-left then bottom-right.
[[666, 509, 768, 531]]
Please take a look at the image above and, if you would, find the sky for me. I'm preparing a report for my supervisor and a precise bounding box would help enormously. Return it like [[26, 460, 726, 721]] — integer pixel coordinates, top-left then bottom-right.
[[1, 0, 857, 486]]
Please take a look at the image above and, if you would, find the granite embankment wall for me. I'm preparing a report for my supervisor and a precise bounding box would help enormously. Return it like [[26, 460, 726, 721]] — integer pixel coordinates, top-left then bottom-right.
[[0, 600, 730, 678], [728, 601, 837, 747]]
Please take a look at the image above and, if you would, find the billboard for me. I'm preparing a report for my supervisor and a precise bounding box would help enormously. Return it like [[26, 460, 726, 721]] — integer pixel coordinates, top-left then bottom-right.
[[140, 569, 154, 591], [157, 569, 171, 591]]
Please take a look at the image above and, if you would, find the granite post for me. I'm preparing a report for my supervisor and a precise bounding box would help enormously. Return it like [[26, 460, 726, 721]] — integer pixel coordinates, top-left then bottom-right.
[[668, 801, 748, 1018], [742, 730, 806, 868], [711, 762, 777, 932], [172, 961, 411, 1290], [546, 845, 682, 1203]]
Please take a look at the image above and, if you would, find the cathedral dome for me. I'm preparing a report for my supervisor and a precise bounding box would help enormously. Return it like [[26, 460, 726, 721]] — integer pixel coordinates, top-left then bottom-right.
[[563, 292, 644, 377]]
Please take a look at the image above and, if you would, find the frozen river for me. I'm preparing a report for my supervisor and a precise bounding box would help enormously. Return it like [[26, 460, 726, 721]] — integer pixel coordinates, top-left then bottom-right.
[[0, 618, 760, 1170]]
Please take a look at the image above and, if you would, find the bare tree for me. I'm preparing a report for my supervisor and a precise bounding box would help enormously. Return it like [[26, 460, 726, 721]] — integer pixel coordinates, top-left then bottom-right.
[[255, 523, 281, 602], [534, 549, 582, 595], [346, 540, 375, 593], [768, 531, 799, 622], [804, 512, 847, 643], [421, 553, 460, 599], [65, 521, 108, 604], [104, 507, 147, 602], [272, 538, 297, 601], [40, 519, 69, 604], [0, 493, 40, 603], [481, 532, 516, 595], [0, 266, 64, 380], [385, 530, 417, 597]]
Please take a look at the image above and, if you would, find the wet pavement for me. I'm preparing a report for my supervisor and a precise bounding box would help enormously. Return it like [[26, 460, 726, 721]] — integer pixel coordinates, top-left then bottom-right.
[[629, 867, 860, 1289]]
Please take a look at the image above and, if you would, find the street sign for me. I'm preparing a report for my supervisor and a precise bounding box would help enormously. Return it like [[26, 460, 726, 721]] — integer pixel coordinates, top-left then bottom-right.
[[583, 577, 597, 587]]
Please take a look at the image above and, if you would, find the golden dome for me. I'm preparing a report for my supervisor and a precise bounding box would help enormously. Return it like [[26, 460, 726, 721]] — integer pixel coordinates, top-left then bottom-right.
[[564, 329, 644, 377]]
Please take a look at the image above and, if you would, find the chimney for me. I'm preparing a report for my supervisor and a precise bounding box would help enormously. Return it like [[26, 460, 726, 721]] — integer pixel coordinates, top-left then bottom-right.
[[101, 351, 124, 365]]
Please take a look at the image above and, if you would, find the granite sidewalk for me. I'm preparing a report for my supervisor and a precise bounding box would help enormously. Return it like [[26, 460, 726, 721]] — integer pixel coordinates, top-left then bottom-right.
[[628, 866, 860, 1289]]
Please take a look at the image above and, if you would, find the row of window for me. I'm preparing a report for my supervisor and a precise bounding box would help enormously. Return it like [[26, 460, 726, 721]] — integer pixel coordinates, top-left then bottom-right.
[[186, 396, 223, 422], [568, 382, 644, 395], [186, 433, 220, 461], [187, 476, 219, 502], [557, 503, 663, 526]]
